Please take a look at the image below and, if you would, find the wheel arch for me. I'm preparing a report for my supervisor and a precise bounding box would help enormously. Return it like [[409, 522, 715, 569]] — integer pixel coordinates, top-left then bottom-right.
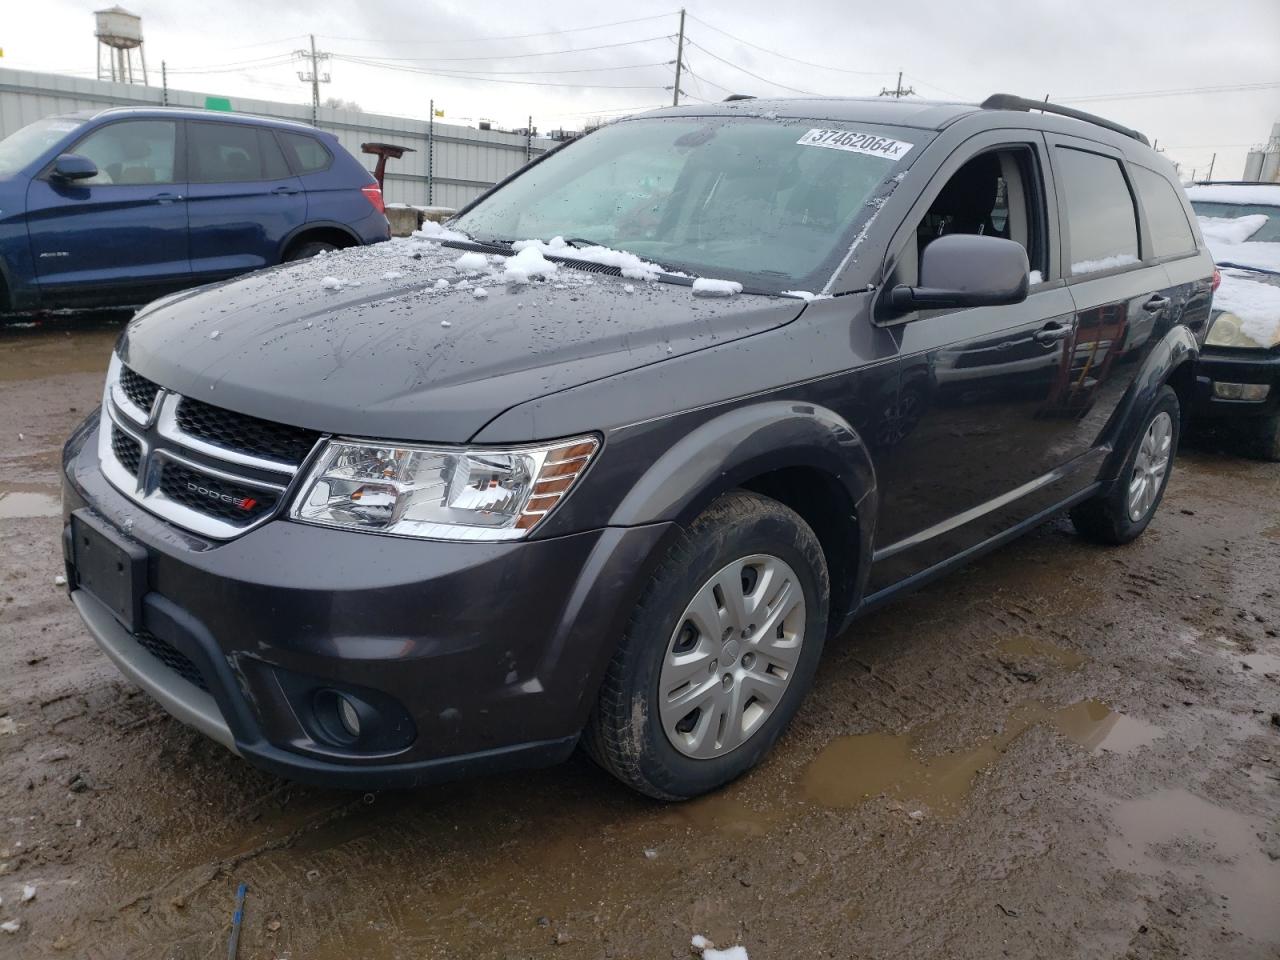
[[608, 400, 878, 629], [278, 222, 361, 262], [1099, 324, 1198, 482]]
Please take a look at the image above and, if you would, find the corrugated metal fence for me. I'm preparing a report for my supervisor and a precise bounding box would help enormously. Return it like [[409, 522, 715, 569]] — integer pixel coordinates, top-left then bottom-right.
[[0, 67, 554, 209]]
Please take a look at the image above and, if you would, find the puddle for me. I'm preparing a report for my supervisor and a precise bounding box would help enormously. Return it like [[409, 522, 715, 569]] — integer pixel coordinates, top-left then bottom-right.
[[660, 790, 783, 837], [1052, 700, 1163, 753], [1107, 789, 1280, 941], [0, 488, 61, 519], [997, 635, 1088, 669], [804, 700, 1162, 810], [1240, 651, 1280, 674], [0, 327, 119, 382]]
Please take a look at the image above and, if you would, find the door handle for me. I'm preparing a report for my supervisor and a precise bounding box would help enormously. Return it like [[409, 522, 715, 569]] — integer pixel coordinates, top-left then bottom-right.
[[271, 186, 299, 195], [151, 192, 182, 204], [1142, 295, 1170, 313], [1034, 323, 1073, 344]]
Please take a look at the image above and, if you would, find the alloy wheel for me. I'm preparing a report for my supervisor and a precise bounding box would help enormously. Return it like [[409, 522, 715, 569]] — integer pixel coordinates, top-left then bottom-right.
[[1127, 411, 1173, 522]]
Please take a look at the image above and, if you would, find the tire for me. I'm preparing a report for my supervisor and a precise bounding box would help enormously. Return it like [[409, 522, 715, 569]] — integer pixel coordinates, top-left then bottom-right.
[[283, 240, 339, 262], [584, 491, 829, 800], [1070, 385, 1180, 545], [1245, 413, 1280, 462]]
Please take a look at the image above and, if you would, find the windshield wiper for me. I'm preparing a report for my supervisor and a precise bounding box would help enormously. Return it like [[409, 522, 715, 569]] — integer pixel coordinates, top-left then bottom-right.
[[563, 237, 606, 249]]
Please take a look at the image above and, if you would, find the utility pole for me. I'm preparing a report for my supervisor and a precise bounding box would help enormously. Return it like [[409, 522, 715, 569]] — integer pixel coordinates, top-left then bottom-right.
[[295, 34, 331, 125], [427, 98, 434, 206], [878, 71, 914, 99], [526, 115, 533, 162], [1206, 152, 1217, 181], [161, 59, 168, 105], [672, 8, 685, 107]]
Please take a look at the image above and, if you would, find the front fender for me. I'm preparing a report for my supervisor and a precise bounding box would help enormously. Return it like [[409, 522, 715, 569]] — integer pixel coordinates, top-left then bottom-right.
[[609, 400, 875, 527], [1100, 324, 1198, 481]]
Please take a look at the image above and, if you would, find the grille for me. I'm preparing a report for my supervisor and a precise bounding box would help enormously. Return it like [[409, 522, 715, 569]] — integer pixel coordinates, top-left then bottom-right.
[[111, 427, 142, 477], [119, 366, 160, 414], [175, 397, 320, 466], [158, 460, 278, 525], [134, 629, 208, 692]]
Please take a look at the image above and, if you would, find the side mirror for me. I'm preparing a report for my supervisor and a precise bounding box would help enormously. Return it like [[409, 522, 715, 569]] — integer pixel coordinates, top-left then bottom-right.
[[889, 234, 1029, 312], [51, 154, 98, 182]]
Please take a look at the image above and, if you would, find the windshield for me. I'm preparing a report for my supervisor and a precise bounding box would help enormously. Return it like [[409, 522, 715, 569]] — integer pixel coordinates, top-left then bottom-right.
[[1190, 200, 1280, 242], [0, 116, 86, 178], [452, 116, 918, 292]]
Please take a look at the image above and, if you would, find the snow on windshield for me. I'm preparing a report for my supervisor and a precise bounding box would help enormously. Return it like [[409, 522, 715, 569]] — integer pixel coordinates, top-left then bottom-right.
[[1195, 214, 1280, 274]]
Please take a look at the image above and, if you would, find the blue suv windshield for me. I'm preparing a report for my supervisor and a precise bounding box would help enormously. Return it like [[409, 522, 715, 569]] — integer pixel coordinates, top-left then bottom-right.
[[0, 116, 86, 178], [453, 116, 919, 292]]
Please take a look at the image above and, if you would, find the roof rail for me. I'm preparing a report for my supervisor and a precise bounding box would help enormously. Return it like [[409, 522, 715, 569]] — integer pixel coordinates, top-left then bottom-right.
[[723, 94, 755, 102], [1193, 179, 1279, 187], [980, 93, 1150, 147]]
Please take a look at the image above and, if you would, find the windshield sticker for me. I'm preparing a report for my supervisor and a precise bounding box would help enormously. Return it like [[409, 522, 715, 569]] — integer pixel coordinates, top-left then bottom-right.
[[796, 129, 913, 160]]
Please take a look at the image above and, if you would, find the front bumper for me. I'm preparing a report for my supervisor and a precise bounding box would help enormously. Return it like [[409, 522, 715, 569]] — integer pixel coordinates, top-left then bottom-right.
[[1192, 348, 1280, 421], [62, 416, 672, 788]]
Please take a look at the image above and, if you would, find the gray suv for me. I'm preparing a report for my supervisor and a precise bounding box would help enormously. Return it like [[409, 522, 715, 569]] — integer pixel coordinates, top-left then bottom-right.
[[61, 94, 1213, 799]]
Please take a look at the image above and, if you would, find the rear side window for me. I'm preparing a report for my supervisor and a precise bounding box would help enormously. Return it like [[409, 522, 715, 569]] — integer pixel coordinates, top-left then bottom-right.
[[1131, 166, 1196, 258], [70, 120, 177, 185], [1055, 147, 1139, 276], [278, 132, 332, 174], [188, 123, 290, 182]]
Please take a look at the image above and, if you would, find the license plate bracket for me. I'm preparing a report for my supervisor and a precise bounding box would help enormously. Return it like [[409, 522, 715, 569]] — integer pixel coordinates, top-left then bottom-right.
[[71, 510, 147, 632]]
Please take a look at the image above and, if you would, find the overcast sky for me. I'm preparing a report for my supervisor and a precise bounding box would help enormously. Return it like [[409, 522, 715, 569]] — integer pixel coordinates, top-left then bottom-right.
[[4, 0, 1277, 178]]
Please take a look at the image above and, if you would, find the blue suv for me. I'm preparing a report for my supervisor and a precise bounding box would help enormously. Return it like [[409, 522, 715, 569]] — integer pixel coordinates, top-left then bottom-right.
[[0, 107, 390, 313]]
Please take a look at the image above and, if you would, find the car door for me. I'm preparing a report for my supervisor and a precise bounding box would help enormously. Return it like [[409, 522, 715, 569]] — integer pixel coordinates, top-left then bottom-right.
[[1043, 136, 1177, 462], [867, 132, 1095, 594], [24, 118, 189, 307], [185, 121, 306, 279]]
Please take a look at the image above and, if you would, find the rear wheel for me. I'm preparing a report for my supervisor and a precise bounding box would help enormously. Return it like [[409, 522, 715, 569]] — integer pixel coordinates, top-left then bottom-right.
[[1071, 385, 1179, 545], [283, 240, 339, 262], [584, 491, 829, 800]]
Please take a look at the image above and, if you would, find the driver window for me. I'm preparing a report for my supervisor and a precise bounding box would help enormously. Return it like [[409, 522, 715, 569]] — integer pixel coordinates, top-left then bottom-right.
[[67, 120, 177, 186], [894, 146, 1044, 288]]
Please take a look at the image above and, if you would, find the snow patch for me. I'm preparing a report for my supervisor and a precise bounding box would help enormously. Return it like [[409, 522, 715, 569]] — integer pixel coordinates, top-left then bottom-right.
[[513, 236, 665, 281], [20, 886, 34, 902], [413, 220, 471, 243], [624, 284, 635, 294], [1186, 183, 1280, 206], [1, 920, 18, 934], [381, 271, 403, 281], [1214, 271, 1280, 347], [1029, 270, 1043, 285], [690, 936, 749, 960], [692, 278, 743, 298], [473, 287, 488, 299], [1198, 214, 1268, 246], [320, 276, 343, 290], [433, 278, 451, 290], [1070, 253, 1139, 276], [502, 245, 559, 284], [455, 252, 488, 273]]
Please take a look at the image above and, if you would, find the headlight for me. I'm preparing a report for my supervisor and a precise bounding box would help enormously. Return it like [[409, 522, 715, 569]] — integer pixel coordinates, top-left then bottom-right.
[[290, 435, 599, 540], [1205, 311, 1280, 349]]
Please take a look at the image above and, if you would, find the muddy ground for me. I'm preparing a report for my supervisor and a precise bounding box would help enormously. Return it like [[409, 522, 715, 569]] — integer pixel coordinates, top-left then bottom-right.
[[0, 320, 1277, 960]]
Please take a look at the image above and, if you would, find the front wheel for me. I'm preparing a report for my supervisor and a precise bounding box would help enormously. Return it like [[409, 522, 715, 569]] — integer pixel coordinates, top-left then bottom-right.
[[584, 491, 829, 800], [283, 240, 339, 262], [1071, 385, 1180, 545]]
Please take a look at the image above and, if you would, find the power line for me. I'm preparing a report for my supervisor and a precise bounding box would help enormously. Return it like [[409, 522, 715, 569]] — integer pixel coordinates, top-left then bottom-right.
[[318, 13, 678, 46], [682, 39, 821, 95], [685, 13, 894, 77], [331, 55, 671, 90], [327, 35, 675, 64], [335, 56, 673, 77], [1059, 80, 1280, 103]]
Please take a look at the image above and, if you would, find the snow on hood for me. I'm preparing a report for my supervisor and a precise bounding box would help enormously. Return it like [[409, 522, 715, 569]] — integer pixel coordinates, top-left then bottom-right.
[[1214, 269, 1280, 347], [119, 232, 804, 443]]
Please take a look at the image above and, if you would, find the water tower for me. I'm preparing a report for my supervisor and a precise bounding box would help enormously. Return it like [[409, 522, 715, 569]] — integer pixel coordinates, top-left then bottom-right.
[[95, 6, 148, 85]]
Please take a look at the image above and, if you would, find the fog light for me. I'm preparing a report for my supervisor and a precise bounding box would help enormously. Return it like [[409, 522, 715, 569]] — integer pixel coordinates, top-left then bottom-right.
[[338, 695, 361, 738], [1212, 381, 1270, 402]]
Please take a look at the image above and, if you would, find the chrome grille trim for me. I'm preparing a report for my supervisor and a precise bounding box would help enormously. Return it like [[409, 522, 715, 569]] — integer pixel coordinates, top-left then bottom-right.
[[97, 356, 323, 540]]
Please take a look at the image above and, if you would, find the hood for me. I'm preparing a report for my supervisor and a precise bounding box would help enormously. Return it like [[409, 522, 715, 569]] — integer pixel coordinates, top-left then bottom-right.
[[118, 237, 805, 443]]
